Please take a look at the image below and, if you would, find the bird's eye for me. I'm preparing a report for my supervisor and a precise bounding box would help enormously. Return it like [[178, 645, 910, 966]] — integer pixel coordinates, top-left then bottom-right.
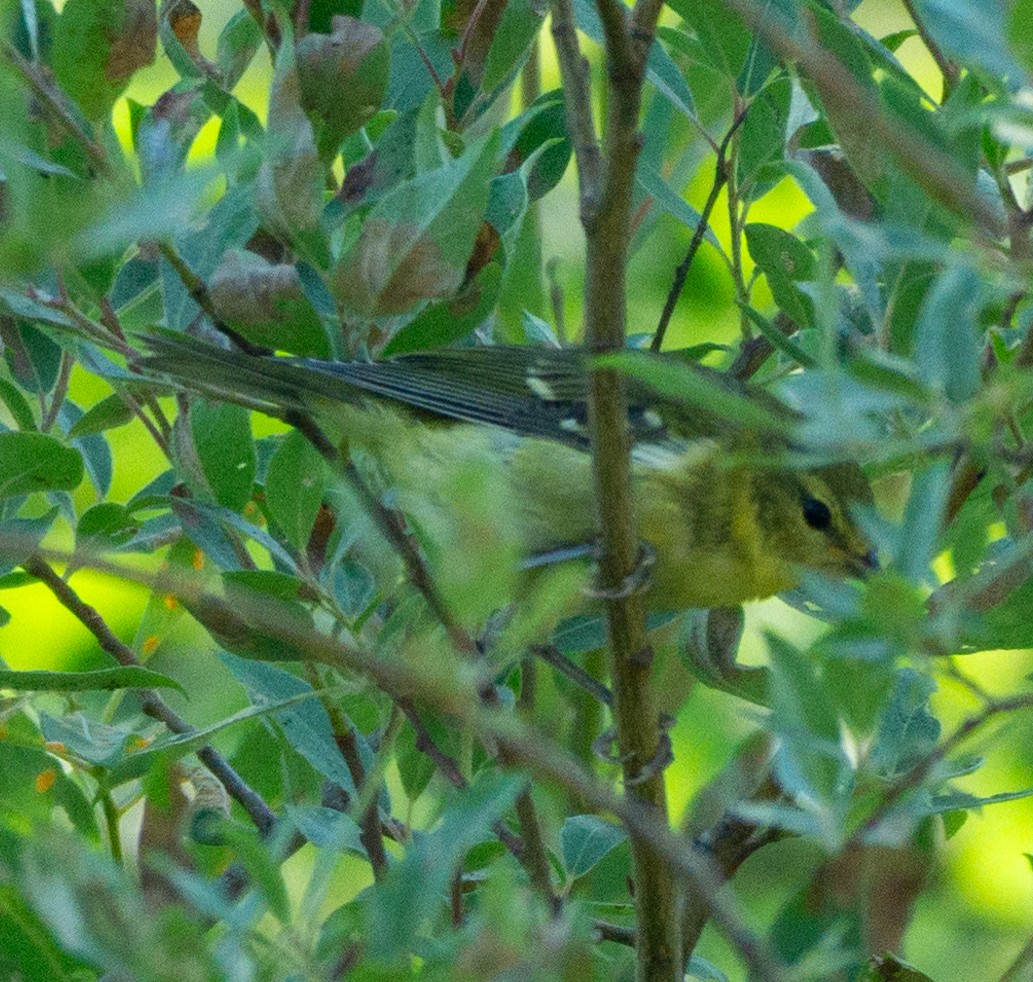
[[801, 496, 832, 531]]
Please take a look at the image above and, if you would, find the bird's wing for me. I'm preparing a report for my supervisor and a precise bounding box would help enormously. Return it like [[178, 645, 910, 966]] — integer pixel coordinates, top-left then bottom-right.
[[138, 332, 772, 448]]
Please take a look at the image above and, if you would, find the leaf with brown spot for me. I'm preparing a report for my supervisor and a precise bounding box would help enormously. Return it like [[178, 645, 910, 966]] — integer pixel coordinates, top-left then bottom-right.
[[255, 41, 328, 262], [335, 218, 463, 317], [333, 133, 498, 317], [209, 250, 331, 357], [296, 16, 388, 161], [52, 0, 157, 120]]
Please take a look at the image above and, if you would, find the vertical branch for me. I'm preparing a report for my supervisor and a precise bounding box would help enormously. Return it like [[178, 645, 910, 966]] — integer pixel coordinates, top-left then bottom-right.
[[549, 0, 680, 977], [521, 35, 546, 315]]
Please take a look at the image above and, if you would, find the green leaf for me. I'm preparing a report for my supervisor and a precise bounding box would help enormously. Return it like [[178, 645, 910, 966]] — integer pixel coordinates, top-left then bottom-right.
[[667, 0, 749, 80], [367, 773, 522, 961], [0, 432, 83, 498], [67, 393, 134, 438], [19, 829, 222, 977], [189, 401, 256, 512], [105, 685, 331, 785], [0, 666, 184, 695], [170, 497, 244, 571], [636, 162, 715, 247], [573, 0, 695, 120], [40, 712, 135, 768], [799, 3, 883, 187], [0, 877, 96, 981], [0, 509, 58, 576], [896, 462, 950, 582], [216, 9, 263, 89], [395, 713, 440, 802], [1, 321, 61, 394], [1010, 0, 1033, 75], [334, 132, 499, 317], [285, 803, 365, 852], [479, 0, 542, 95], [687, 956, 730, 982], [927, 786, 1033, 815], [766, 634, 844, 806], [861, 953, 937, 982], [0, 376, 37, 431], [52, 0, 157, 120], [256, 38, 327, 260], [0, 745, 98, 837], [382, 262, 501, 356], [744, 223, 817, 328], [914, 267, 982, 403], [913, 0, 1019, 81], [737, 77, 790, 199], [737, 301, 816, 368], [219, 650, 357, 794], [500, 90, 571, 203], [596, 350, 791, 438], [208, 251, 331, 358], [76, 502, 139, 553], [560, 814, 626, 879], [966, 556, 1033, 651], [870, 669, 940, 780], [265, 429, 330, 550]]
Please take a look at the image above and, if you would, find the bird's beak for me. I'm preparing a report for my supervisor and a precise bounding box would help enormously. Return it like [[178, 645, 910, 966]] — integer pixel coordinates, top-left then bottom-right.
[[853, 549, 879, 577]]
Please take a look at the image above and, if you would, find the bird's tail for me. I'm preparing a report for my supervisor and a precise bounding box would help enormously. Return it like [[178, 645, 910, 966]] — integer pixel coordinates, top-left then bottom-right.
[[134, 331, 357, 418]]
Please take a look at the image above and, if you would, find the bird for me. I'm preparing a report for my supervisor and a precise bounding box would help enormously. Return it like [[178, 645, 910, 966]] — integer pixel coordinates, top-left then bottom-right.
[[136, 331, 876, 613]]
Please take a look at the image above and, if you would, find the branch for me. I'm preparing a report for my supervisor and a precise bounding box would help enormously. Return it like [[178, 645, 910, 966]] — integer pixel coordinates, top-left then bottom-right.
[[531, 643, 613, 705], [595, 920, 636, 947], [652, 112, 747, 353], [552, 0, 683, 973], [549, 0, 602, 222], [307, 664, 390, 882], [21, 555, 280, 839], [900, 0, 959, 100]]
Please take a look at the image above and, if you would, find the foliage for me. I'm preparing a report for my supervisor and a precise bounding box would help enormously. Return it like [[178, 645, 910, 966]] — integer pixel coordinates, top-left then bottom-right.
[[2, 0, 1033, 980]]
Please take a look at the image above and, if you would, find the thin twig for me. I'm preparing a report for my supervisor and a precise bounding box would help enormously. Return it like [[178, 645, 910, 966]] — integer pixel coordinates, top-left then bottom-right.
[[549, 0, 602, 222], [595, 920, 636, 947], [652, 112, 747, 353], [900, 0, 959, 100], [0, 42, 114, 178], [531, 643, 613, 705], [40, 352, 73, 433], [307, 663, 390, 882], [21, 555, 281, 839], [515, 657, 562, 916]]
